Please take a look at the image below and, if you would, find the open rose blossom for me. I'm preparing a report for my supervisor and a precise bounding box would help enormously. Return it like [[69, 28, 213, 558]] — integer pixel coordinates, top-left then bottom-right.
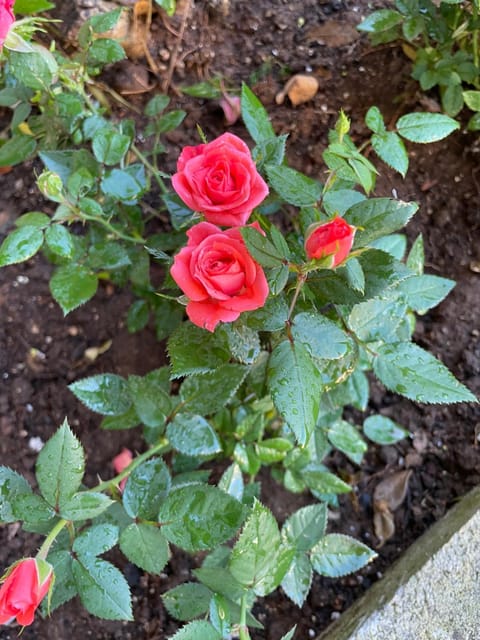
[[0, 0, 14, 49], [0, 558, 53, 626], [304, 216, 356, 268], [171, 132, 269, 227], [171, 221, 269, 332]]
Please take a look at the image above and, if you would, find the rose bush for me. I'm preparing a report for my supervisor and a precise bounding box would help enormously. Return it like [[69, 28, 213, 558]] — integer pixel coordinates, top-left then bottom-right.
[[0, 558, 53, 626], [0, 0, 14, 49], [171, 132, 269, 226], [304, 216, 356, 267], [170, 221, 269, 331]]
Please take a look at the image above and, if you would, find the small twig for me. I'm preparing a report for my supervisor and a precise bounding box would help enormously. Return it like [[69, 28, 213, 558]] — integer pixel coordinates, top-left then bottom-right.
[[162, 0, 192, 93]]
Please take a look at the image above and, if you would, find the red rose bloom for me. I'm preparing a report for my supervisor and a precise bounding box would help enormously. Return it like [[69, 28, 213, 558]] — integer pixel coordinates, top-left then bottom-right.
[[304, 216, 356, 267], [171, 132, 269, 227], [0, 558, 53, 627], [0, 0, 14, 49], [171, 221, 269, 332]]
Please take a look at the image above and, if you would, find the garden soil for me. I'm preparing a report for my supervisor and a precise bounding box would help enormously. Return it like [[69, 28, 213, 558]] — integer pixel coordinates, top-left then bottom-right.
[[1, 1, 479, 638]]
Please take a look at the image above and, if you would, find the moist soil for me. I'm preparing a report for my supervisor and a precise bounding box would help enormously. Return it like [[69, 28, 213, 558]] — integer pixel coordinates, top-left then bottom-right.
[[1, 1, 480, 638]]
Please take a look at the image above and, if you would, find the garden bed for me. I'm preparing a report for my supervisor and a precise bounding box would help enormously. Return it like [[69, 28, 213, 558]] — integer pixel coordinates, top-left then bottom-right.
[[0, 0, 479, 638]]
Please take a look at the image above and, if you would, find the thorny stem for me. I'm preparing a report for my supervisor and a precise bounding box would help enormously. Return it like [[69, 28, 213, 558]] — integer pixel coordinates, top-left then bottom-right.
[[287, 272, 307, 322]]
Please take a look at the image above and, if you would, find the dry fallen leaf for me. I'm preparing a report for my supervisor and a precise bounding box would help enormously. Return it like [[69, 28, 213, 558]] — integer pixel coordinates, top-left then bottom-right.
[[373, 469, 412, 546], [84, 339, 112, 363], [275, 74, 319, 107]]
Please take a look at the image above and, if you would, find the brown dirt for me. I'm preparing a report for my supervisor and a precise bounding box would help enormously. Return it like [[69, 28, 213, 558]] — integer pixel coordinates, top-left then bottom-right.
[[1, 1, 479, 638]]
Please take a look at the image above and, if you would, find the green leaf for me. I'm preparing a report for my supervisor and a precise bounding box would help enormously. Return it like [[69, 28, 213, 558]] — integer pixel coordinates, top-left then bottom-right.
[[44, 225, 75, 259], [13, 493, 55, 524], [127, 299, 149, 333], [72, 523, 119, 557], [87, 7, 122, 32], [406, 234, 424, 275], [156, 110, 187, 133], [370, 233, 407, 260], [280, 627, 298, 640], [49, 264, 98, 314], [463, 90, 480, 112], [168, 323, 230, 377], [59, 492, 113, 521], [101, 166, 146, 203], [365, 106, 385, 134], [256, 437, 293, 464], [323, 188, 366, 217], [373, 342, 477, 403], [36, 419, 85, 509], [128, 370, 172, 428], [291, 312, 354, 360], [15, 212, 50, 229], [327, 420, 367, 465], [241, 83, 276, 144], [0, 226, 43, 266], [396, 112, 460, 143], [180, 81, 221, 98], [87, 242, 132, 270], [158, 484, 245, 552], [442, 83, 463, 118], [348, 298, 408, 343], [301, 468, 351, 494], [357, 9, 403, 33], [268, 341, 322, 446], [218, 463, 244, 501], [88, 38, 126, 65], [311, 533, 376, 577], [162, 583, 212, 621], [119, 523, 170, 574], [100, 405, 140, 431], [281, 553, 312, 607], [154, 0, 176, 17], [394, 274, 455, 313], [282, 503, 328, 552], [240, 226, 284, 268], [344, 198, 418, 246], [69, 373, 132, 416], [253, 134, 288, 168], [467, 112, 480, 131], [223, 323, 261, 365], [123, 458, 171, 519], [44, 550, 77, 613], [73, 556, 132, 621], [179, 364, 248, 415], [14, 0, 55, 12], [265, 164, 322, 206], [8, 45, 58, 90], [363, 414, 409, 445], [0, 467, 32, 523], [0, 134, 36, 166], [245, 295, 289, 331], [371, 131, 408, 177], [168, 621, 221, 640], [167, 414, 222, 456]]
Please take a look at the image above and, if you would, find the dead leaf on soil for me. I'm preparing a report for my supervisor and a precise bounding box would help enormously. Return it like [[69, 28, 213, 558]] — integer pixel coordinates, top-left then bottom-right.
[[84, 339, 112, 363], [306, 20, 359, 48], [373, 469, 412, 546], [275, 74, 319, 106]]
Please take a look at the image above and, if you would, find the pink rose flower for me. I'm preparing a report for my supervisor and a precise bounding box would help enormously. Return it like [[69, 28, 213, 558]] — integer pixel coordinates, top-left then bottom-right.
[[171, 132, 269, 227], [0, 558, 53, 627], [304, 216, 356, 268], [170, 221, 269, 332], [0, 0, 15, 49], [112, 447, 133, 492]]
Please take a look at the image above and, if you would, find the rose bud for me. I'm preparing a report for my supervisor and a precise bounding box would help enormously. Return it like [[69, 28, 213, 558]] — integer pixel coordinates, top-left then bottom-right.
[[112, 447, 133, 492], [0, 557, 53, 627], [304, 216, 356, 267], [171, 132, 269, 227], [219, 95, 241, 126], [170, 221, 269, 332], [0, 0, 15, 50]]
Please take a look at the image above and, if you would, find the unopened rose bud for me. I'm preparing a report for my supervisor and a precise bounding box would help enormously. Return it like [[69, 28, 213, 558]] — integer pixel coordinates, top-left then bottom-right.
[[0, 557, 53, 626], [112, 447, 133, 492], [304, 216, 356, 268], [219, 95, 241, 126]]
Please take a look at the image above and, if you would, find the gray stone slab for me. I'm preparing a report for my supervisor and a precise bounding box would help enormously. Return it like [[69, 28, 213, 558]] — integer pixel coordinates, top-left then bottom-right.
[[316, 486, 480, 640]]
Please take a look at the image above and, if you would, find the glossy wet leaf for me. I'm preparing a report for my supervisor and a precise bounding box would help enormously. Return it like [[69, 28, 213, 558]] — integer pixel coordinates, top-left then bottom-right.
[[240, 226, 284, 267], [0, 467, 32, 523], [92, 130, 131, 165], [43, 549, 77, 613], [345, 198, 418, 247], [282, 503, 328, 552], [348, 298, 407, 343], [158, 484, 245, 552], [162, 583, 212, 621], [44, 225, 75, 259], [167, 414, 222, 456], [49, 264, 98, 315], [396, 112, 460, 143], [69, 373, 132, 416], [292, 312, 353, 360], [281, 553, 312, 606], [168, 323, 231, 378], [128, 370, 172, 428], [168, 621, 222, 640], [310, 533, 377, 577], [179, 364, 248, 415], [36, 419, 85, 509], [241, 83, 276, 144], [0, 226, 43, 266], [123, 458, 171, 520], [0, 134, 36, 166], [363, 415, 409, 444], [218, 463, 244, 501], [265, 164, 322, 206], [59, 492, 113, 521], [302, 469, 351, 494], [328, 420, 367, 465], [371, 131, 408, 176], [119, 523, 170, 574], [394, 274, 455, 313], [72, 523, 119, 558]]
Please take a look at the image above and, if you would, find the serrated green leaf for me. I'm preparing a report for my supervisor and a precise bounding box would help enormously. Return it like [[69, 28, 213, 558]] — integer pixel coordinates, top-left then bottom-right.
[[327, 420, 367, 465], [301, 468, 351, 494], [357, 9, 403, 33], [73, 556, 132, 621], [291, 312, 354, 360], [87, 7, 122, 32], [240, 226, 284, 267], [218, 463, 244, 501], [119, 523, 170, 574], [265, 164, 322, 206], [15, 212, 50, 229], [253, 134, 288, 168], [36, 419, 85, 509], [123, 458, 171, 520], [0, 134, 36, 166], [72, 523, 119, 557], [223, 323, 261, 365], [345, 198, 418, 247], [311, 533, 376, 577], [128, 370, 172, 428], [365, 106, 385, 134], [194, 566, 244, 602], [13, 493, 56, 523], [162, 583, 212, 621], [396, 112, 459, 143], [158, 484, 245, 552], [59, 492, 113, 520], [156, 110, 186, 133], [44, 225, 75, 259], [127, 299, 149, 333], [241, 84, 276, 144], [406, 234, 424, 275], [88, 38, 126, 65], [371, 131, 408, 177], [168, 323, 231, 377], [100, 405, 140, 431], [363, 414, 409, 444], [43, 549, 77, 614], [370, 233, 407, 260], [463, 90, 480, 111], [373, 342, 477, 403], [8, 45, 58, 90], [179, 364, 247, 415], [101, 166, 146, 203], [268, 341, 322, 446], [281, 553, 312, 607], [0, 226, 43, 266], [69, 373, 131, 415], [245, 295, 289, 332], [87, 242, 131, 270], [167, 414, 222, 456], [394, 274, 455, 313], [282, 503, 328, 552], [323, 188, 366, 217], [256, 437, 293, 464], [348, 298, 407, 343], [0, 467, 32, 523], [168, 621, 221, 640], [49, 264, 98, 314]]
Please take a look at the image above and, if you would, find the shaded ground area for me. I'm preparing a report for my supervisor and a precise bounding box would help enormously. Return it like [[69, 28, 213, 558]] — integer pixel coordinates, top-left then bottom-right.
[[0, 1, 479, 638]]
